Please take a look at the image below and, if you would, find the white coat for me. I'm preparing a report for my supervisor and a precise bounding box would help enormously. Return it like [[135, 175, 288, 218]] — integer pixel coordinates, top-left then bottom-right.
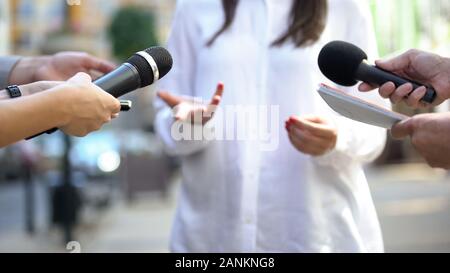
[[155, 0, 388, 253]]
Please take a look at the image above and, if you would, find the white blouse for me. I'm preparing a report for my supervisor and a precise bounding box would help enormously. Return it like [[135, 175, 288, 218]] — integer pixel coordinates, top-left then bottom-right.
[[155, 0, 388, 252]]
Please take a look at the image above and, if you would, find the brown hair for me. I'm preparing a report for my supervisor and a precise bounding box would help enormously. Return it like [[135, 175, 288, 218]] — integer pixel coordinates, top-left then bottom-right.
[[207, 0, 328, 48]]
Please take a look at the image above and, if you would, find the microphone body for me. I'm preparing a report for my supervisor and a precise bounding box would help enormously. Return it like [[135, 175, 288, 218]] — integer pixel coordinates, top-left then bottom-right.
[[355, 62, 436, 103], [94, 63, 141, 98], [318, 41, 437, 104]]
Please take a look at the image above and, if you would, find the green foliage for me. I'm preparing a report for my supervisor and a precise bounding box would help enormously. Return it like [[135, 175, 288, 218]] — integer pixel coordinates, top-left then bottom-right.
[[108, 6, 159, 62]]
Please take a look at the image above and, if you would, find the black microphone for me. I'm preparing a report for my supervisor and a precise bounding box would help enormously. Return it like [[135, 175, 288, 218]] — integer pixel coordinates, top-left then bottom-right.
[[318, 40, 436, 104], [94, 46, 173, 97], [27, 46, 173, 139]]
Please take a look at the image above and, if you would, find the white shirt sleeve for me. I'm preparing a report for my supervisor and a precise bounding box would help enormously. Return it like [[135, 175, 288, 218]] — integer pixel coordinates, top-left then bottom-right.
[[154, 2, 214, 156], [314, 0, 389, 168]]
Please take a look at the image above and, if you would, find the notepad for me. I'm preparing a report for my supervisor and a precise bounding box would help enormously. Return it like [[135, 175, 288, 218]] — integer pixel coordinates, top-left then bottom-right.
[[318, 84, 409, 129]]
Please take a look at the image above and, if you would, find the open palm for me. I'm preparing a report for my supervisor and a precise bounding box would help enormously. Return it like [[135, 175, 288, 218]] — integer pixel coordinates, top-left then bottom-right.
[[158, 83, 224, 125]]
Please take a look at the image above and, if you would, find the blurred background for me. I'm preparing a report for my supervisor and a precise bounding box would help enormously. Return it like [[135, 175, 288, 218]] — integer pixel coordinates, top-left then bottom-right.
[[0, 0, 449, 253]]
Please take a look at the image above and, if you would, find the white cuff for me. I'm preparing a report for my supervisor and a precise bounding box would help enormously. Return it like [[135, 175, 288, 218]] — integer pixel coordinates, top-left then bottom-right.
[[155, 107, 214, 156]]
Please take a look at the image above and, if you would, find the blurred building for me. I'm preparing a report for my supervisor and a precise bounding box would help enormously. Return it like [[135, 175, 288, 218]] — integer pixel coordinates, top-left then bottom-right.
[[7, 0, 175, 57], [0, 1, 11, 54]]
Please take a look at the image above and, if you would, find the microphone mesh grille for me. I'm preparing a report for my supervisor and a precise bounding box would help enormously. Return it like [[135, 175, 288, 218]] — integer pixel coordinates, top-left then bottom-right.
[[126, 46, 173, 87], [144, 47, 173, 79], [318, 41, 368, 86]]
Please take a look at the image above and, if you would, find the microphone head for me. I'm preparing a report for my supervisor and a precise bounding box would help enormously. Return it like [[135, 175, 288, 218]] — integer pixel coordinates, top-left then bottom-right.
[[126, 46, 173, 87], [318, 40, 367, 86]]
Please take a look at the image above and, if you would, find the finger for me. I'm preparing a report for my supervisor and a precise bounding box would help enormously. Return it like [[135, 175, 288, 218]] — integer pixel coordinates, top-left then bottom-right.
[[157, 91, 183, 108], [211, 95, 221, 106], [302, 115, 327, 124], [110, 99, 121, 114], [406, 86, 427, 108], [378, 82, 396, 99], [112, 113, 120, 119], [83, 55, 116, 74], [390, 83, 414, 104], [290, 127, 330, 151], [288, 133, 323, 156], [289, 116, 334, 139], [209, 82, 224, 106], [391, 119, 414, 139], [285, 120, 291, 132], [68, 72, 92, 84], [358, 82, 378, 92], [205, 95, 221, 117], [375, 50, 417, 72]]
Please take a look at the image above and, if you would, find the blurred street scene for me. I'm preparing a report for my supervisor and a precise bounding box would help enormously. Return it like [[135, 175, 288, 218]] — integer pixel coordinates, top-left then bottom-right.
[[0, 0, 450, 253], [1, 166, 450, 253]]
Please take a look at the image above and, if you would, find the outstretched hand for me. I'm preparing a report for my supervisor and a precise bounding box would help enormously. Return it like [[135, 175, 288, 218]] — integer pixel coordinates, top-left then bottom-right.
[[158, 82, 224, 125]]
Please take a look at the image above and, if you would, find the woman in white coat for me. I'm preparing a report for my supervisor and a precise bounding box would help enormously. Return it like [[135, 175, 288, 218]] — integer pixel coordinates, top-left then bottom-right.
[[155, 0, 388, 253]]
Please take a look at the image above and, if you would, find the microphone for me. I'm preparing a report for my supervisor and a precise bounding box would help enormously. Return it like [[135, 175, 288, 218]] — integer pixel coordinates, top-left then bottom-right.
[[94, 46, 173, 98], [27, 46, 173, 139], [318, 40, 436, 104]]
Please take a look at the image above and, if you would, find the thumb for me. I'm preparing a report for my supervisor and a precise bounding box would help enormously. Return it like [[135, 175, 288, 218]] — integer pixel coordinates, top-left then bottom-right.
[[157, 91, 183, 108], [68, 72, 92, 84], [303, 115, 327, 125], [391, 118, 414, 139], [375, 50, 415, 72]]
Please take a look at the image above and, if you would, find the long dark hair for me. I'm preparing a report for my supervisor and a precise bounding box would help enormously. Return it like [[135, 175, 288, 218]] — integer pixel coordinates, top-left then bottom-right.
[[207, 0, 328, 47]]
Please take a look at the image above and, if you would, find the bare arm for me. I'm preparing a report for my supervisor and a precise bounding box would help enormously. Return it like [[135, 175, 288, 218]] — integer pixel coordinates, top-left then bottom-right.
[[0, 73, 121, 148], [0, 81, 61, 101], [0, 88, 70, 147]]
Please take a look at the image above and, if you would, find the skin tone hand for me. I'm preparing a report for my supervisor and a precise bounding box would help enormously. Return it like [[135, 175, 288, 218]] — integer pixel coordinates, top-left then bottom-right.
[[9, 52, 116, 85], [0, 72, 121, 147], [157, 82, 225, 125], [359, 49, 450, 108], [285, 115, 338, 156], [57, 72, 121, 136], [391, 113, 450, 169]]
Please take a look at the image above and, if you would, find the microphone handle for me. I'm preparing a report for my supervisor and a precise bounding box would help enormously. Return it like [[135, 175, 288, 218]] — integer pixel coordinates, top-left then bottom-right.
[[26, 63, 141, 140], [94, 63, 141, 98], [356, 63, 437, 104]]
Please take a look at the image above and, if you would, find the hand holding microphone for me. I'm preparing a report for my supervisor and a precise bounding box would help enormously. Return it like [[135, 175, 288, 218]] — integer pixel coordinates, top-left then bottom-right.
[[28, 46, 173, 139], [359, 49, 450, 108], [318, 41, 438, 107], [56, 72, 121, 137]]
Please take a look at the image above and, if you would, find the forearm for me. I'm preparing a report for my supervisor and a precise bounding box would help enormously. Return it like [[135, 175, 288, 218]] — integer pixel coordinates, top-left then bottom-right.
[[0, 89, 69, 147], [0, 90, 9, 100], [0, 85, 34, 101], [155, 106, 214, 156], [0, 81, 62, 101]]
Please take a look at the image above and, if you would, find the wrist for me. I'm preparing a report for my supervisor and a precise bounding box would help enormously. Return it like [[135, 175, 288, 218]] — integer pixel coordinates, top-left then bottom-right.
[[47, 84, 74, 127], [0, 85, 25, 100], [19, 83, 35, 96]]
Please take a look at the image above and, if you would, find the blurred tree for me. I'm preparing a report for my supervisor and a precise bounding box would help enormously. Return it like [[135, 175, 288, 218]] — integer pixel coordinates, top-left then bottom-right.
[[108, 6, 158, 62], [370, 0, 419, 57]]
